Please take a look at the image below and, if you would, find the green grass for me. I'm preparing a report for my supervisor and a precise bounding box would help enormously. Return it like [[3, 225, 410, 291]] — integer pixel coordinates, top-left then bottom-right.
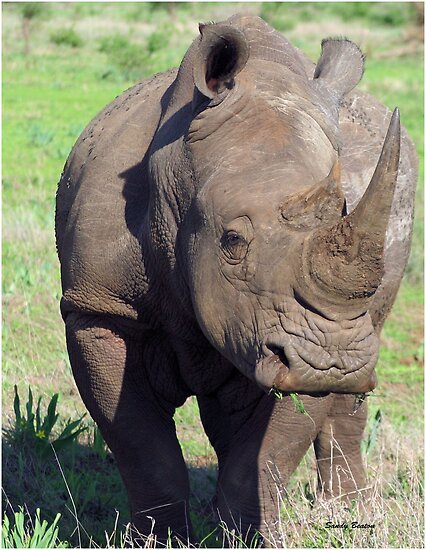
[[2, 2, 423, 547]]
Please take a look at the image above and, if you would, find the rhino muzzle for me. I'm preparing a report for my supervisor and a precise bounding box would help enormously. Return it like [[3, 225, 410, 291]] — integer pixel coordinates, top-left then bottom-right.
[[255, 311, 379, 394], [255, 344, 378, 395]]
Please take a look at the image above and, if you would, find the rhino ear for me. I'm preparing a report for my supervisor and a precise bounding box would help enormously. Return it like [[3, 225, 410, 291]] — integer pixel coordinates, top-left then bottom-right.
[[313, 38, 365, 100], [193, 23, 249, 99]]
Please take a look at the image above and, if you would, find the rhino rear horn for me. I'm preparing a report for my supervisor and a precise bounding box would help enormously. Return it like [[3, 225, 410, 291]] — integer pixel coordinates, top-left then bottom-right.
[[314, 38, 365, 101], [194, 23, 249, 99]]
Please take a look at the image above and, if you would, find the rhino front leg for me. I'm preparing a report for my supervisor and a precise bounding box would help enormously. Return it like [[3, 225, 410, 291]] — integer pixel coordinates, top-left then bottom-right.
[[314, 393, 368, 501], [216, 393, 332, 546], [64, 312, 192, 545]]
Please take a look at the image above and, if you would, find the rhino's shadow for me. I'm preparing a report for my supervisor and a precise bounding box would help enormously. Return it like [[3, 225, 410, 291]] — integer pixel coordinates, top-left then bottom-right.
[[120, 86, 193, 240], [187, 463, 220, 541], [2, 429, 221, 546]]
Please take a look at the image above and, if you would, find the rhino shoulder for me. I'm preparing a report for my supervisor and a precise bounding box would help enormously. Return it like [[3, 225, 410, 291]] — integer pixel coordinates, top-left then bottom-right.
[[55, 69, 177, 321], [56, 69, 176, 249]]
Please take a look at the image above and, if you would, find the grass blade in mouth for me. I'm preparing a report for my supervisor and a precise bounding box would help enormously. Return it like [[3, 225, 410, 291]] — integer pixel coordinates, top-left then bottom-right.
[[270, 389, 307, 416], [290, 392, 307, 415]]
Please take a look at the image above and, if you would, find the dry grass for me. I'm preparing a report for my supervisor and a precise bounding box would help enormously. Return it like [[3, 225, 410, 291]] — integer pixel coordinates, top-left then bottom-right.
[[96, 416, 423, 548], [265, 418, 424, 548]]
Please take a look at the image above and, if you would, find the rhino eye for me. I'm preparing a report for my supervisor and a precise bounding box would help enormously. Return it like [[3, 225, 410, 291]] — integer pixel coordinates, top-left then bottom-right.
[[225, 230, 241, 246], [221, 230, 249, 263]]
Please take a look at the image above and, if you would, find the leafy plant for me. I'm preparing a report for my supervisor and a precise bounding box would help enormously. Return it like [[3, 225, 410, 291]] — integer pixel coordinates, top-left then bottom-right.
[[146, 26, 171, 55], [260, 3, 296, 32], [261, 2, 418, 30], [271, 389, 308, 415], [98, 34, 133, 57], [98, 34, 147, 81], [91, 425, 108, 460], [271, 388, 284, 399], [2, 508, 67, 548], [28, 123, 54, 148], [50, 28, 83, 49], [3, 386, 86, 457], [289, 392, 307, 415], [333, 2, 418, 26]]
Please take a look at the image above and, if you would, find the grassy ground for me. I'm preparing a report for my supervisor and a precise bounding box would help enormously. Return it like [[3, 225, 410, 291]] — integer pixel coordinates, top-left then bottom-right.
[[2, 2, 423, 548]]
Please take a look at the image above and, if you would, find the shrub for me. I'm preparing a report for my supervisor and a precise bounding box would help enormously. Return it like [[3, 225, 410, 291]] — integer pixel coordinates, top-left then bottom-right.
[[333, 2, 417, 26], [146, 24, 171, 55], [260, 2, 418, 30], [260, 3, 296, 32], [28, 123, 54, 147], [98, 34, 147, 81], [50, 28, 83, 49]]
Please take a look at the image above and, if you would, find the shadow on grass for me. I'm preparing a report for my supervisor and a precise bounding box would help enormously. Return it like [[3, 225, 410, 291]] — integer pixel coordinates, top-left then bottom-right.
[[187, 463, 219, 547], [2, 436, 127, 547], [2, 435, 219, 548]]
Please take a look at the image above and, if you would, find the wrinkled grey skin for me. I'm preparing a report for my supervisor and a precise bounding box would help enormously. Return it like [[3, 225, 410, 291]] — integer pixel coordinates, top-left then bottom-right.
[[56, 15, 417, 546]]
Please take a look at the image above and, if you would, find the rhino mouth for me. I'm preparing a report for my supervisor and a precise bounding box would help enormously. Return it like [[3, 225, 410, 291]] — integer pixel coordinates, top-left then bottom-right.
[[254, 319, 378, 395], [255, 347, 377, 395]]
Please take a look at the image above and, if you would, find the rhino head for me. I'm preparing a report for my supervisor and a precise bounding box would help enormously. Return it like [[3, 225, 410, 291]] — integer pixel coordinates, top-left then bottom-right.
[[149, 16, 400, 395]]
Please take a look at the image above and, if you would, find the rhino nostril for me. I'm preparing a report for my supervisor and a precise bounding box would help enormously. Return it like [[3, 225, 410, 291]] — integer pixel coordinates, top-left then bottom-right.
[[264, 342, 290, 367]]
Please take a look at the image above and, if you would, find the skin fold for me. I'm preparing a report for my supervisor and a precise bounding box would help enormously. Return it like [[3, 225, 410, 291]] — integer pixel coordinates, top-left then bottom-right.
[[55, 14, 417, 546]]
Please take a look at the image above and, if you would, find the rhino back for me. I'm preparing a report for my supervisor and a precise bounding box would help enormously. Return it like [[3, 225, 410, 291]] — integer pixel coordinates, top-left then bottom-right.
[[56, 70, 176, 322]]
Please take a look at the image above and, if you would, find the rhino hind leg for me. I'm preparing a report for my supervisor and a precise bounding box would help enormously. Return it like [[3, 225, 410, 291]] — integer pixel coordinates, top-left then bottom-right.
[[64, 313, 192, 545], [314, 393, 368, 501]]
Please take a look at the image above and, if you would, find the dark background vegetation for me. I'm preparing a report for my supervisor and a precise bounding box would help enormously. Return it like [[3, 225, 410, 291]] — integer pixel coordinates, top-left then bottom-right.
[[2, 2, 423, 547]]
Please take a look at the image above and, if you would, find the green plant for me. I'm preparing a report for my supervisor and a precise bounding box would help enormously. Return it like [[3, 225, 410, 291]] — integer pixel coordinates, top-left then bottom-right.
[[271, 390, 308, 415], [50, 28, 83, 49], [333, 2, 418, 26], [2, 508, 67, 548], [3, 386, 86, 457], [146, 26, 171, 55], [91, 425, 108, 460], [98, 34, 147, 81], [28, 123, 54, 147], [261, 2, 419, 30], [98, 34, 132, 56], [260, 3, 296, 32], [289, 392, 307, 415]]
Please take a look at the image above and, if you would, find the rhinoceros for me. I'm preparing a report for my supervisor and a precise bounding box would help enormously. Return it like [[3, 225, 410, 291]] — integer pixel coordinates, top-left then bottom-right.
[[55, 14, 417, 546]]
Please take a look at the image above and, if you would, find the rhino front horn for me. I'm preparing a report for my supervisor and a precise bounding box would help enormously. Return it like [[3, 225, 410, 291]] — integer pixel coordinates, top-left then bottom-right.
[[303, 108, 401, 310]]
